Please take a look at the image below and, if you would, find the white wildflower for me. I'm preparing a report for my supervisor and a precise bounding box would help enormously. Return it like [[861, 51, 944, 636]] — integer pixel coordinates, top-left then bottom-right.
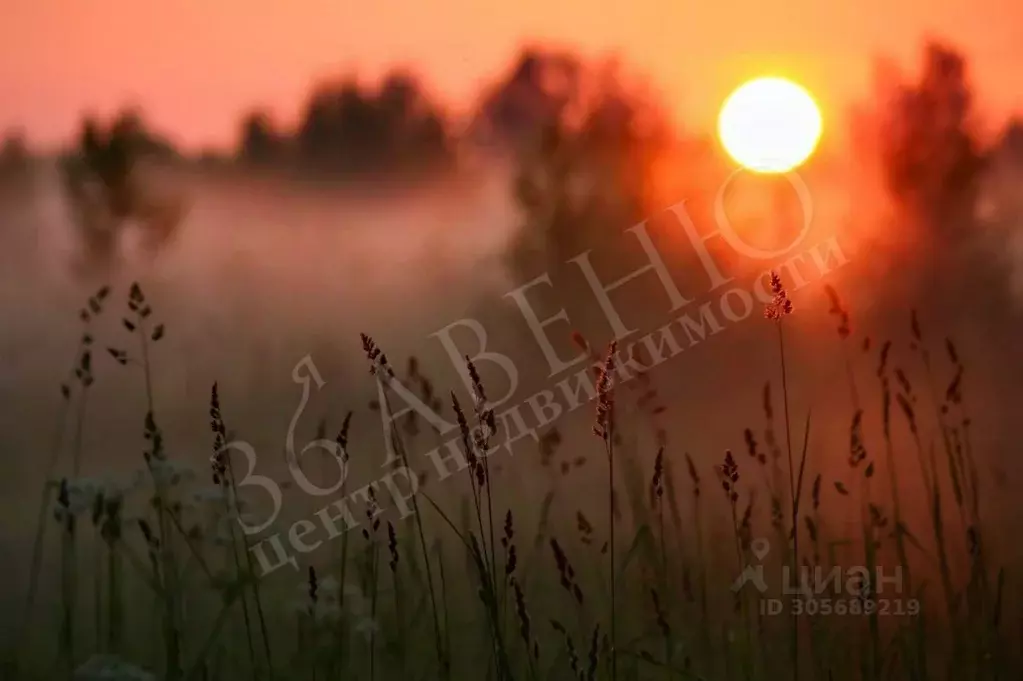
[[53, 476, 106, 522], [211, 510, 263, 546], [314, 601, 342, 623], [289, 596, 313, 616], [353, 616, 380, 639], [149, 459, 196, 487], [73, 654, 155, 681], [319, 576, 340, 598], [98, 472, 144, 501], [190, 486, 226, 505], [288, 598, 345, 624]]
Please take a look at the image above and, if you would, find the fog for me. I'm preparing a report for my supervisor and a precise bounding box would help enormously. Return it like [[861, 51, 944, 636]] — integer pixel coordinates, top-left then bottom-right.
[[2, 140, 1023, 652], [0, 161, 530, 609]]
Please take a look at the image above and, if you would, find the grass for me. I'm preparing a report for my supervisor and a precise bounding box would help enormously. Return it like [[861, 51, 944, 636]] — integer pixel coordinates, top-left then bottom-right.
[[5, 272, 1020, 681]]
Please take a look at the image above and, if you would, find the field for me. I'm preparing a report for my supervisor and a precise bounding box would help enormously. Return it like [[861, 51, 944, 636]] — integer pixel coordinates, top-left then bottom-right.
[[1, 156, 1022, 681]]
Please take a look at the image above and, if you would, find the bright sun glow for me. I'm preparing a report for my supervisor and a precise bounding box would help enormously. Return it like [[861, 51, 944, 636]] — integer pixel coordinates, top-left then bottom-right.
[[717, 77, 822, 174]]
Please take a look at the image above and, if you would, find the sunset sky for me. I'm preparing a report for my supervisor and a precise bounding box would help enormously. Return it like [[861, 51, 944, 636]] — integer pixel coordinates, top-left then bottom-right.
[[2, 0, 1020, 152]]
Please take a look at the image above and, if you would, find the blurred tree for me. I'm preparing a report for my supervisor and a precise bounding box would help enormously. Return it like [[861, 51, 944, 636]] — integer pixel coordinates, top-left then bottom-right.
[[104, 110, 142, 218], [476, 48, 582, 149], [0, 129, 31, 188], [0, 129, 28, 169], [503, 50, 672, 285], [0, 128, 33, 198], [61, 110, 185, 272], [293, 72, 452, 176], [877, 42, 985, 238], [865, 41, 1023, 337], [378, 71, 453, 170], [337, 81, 389, 171], [239, 110, 285, 165], [80, 117, 104, 166], [996, 118, 1023, 163]]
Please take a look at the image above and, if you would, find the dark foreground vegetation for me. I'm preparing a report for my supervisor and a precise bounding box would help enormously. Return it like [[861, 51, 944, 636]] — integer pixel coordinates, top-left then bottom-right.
[[3, 40, 1023, 681]]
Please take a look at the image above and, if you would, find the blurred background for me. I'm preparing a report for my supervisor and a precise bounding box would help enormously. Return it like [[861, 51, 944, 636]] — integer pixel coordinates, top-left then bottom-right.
[[2, 1, 1023, 678]]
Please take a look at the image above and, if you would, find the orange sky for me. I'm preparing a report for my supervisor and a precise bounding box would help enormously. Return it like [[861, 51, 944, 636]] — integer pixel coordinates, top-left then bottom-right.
[[2, 0, 1021, 152]]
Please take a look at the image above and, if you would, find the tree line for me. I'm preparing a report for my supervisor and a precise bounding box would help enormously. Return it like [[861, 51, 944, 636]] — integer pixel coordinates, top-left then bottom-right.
[[6, 42, 1023, 298]]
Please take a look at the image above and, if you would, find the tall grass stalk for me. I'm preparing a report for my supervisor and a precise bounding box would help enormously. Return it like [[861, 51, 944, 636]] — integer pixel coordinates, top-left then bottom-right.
[[606, 426, 617, 681], [683, 452, 713, 673], [101, 504, 125, 655], [16, 288, 109, 677], [333, 419, 353, 675], [594, 341, 618, 681], [111, 284, 185, 679], [452, 356, 517, 680], [223, 467, 261, 678], [92, 510, 104, 652], [362, 334, 446, 678], [362, 522, 381, 681], [766, 270, 798, 681], [57, 479, 77, 677], [209, 384, 267, 679], [225, 460, 274, 675]]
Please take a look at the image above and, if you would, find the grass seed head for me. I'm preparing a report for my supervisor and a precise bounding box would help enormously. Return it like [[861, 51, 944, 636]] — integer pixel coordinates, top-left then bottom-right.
[[593, 341, 617, 441], [764, 270, 793, 320]]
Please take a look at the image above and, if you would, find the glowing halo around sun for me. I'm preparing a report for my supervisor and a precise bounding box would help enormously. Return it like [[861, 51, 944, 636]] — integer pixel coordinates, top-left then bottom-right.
[[717, 77, 822, 174]]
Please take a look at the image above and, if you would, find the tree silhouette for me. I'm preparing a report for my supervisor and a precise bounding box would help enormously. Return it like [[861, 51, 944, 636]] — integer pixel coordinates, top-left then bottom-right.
[[503, 50, 671, 285], [61, 110, 185, 272], [288, 72, 452, 176], [867, 41, 1020, 333], [475, 48, 582, 150], [0, 130, 28, 166], [1000, 118, 1023, 160], [0, 129, 30, 185], [239, 110, 285, 166], [877, 42, 985, 239]]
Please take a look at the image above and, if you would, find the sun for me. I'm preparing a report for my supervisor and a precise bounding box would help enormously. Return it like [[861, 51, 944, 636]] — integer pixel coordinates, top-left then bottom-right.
[[717, 77, 822, 174]]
